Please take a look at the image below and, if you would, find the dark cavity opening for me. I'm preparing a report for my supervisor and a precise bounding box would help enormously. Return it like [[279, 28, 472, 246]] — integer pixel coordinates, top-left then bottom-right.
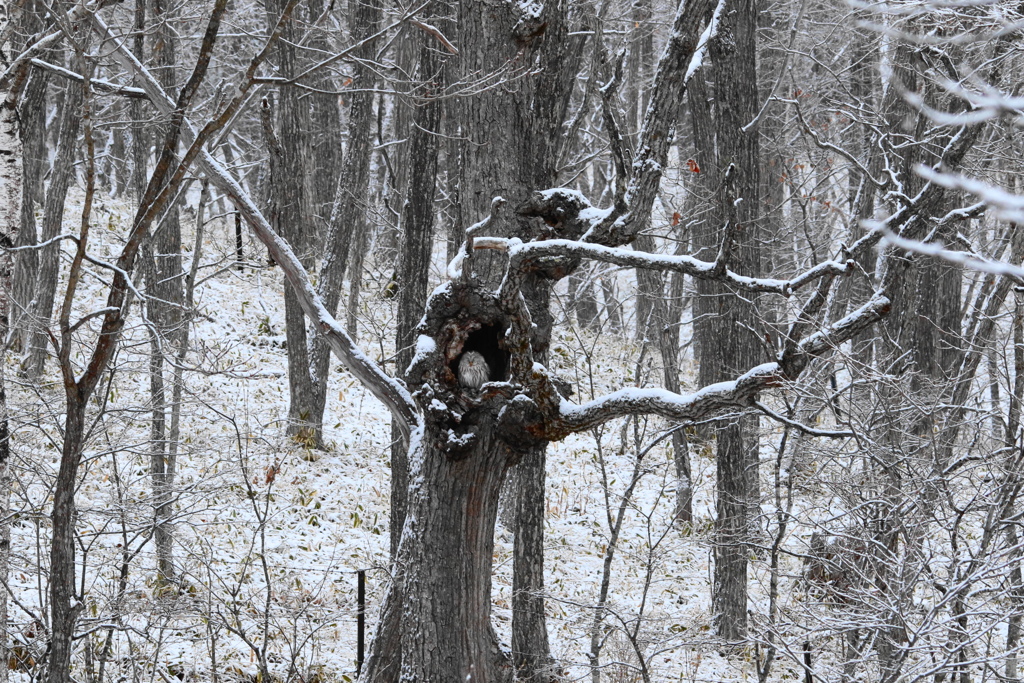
[[454, 324, 508, 383]]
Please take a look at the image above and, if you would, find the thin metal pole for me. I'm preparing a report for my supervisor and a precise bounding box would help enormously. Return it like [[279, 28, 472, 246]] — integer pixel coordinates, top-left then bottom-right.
[[357, 569, 366, 676], [235, 211, 244, 270]]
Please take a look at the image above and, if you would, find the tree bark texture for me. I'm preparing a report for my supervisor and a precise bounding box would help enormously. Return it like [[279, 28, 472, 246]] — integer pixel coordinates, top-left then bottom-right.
[[365, 418, 515, 683], [468, 2, 583, 676], [261, 0, 314, 444], [147, 0, 183, 585], [363, 284, 524, 683], [693, 0, 762, 644], [11, 58, 48, 350], [627, 0, 658, 345], [304, 0, 343, 229], [44, 401, 87, 683]]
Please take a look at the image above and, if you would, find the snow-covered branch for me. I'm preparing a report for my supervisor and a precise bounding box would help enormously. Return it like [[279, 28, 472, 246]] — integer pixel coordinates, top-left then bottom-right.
[[29, 58, 147, 98], [541, 291, 890, 438], [0, 0, 106, 98], [753, 401, 854, 439], [500, 237, 851, 296], [555, 363, 782, 434], [916, 165, 1024, 225], [877, 226, 1024, 285]]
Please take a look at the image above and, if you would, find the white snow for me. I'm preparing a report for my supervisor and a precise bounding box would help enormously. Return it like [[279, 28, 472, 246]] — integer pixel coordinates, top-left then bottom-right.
[[685, 0, 727, 82]]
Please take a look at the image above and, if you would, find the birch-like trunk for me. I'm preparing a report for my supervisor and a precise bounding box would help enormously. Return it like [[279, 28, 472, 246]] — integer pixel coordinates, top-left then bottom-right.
[[0, 19, 24, 679]]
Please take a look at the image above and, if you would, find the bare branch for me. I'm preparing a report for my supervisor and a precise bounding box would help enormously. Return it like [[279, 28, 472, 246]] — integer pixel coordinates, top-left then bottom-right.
[[29, 59, 147, 98], [409, 19, 458, 54], [754, 401, 854, 438]]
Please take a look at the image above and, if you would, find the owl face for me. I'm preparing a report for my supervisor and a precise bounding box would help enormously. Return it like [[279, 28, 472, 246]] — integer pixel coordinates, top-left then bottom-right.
[[458, 351, 489, 390]]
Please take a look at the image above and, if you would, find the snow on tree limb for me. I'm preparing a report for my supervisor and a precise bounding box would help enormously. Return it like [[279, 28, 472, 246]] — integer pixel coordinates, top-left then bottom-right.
[[0, 0, 109, 101], [500, 237, 851, 296], [878, 226, 1024, 285], [535, 293, 890, 439], [555, 363, 783, 434], [28, 58, 148, 98], [916, 165, 1024, 225]]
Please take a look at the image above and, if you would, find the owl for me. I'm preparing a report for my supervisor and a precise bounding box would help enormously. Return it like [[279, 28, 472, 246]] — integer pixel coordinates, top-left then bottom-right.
[[458, 351, 489, 390]]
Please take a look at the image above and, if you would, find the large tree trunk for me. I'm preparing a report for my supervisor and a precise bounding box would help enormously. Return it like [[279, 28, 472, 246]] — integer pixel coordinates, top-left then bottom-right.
[[365, 418, 516, 683], [448, 3, 582, 676], [362, 278, 528, 682]]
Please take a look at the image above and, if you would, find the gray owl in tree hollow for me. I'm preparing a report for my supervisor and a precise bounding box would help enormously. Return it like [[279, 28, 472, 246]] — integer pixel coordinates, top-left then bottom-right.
[[458, 351, 489, 390]]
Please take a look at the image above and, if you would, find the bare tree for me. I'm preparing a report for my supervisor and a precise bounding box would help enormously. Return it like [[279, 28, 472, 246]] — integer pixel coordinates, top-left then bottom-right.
[[0, 2, 24, 678]]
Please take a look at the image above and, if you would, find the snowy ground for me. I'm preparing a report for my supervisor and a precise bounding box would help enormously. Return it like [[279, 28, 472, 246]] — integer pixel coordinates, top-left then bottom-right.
[[8, 191, 837, 683]]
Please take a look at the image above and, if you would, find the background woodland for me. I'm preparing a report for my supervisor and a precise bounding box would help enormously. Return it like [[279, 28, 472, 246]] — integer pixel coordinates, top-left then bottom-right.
[[2, 0, 1024, 681]]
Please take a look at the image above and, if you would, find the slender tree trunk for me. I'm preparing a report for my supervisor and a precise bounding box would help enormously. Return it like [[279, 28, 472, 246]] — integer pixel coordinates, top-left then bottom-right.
[[627, 0, 657, 345], [346, 223, 367, 339], [22, 74, 83, 379], [305, 0, 342, 233], [375, 28, 416, 266], [600, 271, 623, 333], [46, 398, 89, 683], [664, 259, 691, 523], [568, 268, 600, 331], [161, 180, 208, 590], [260, 0, 314, 445], [502, 4, 582, 676], [144, 0, 185, 585], [1008, 292, 1024, 682], [293, 0, 381, 448], [1009, 526, 1024, 682]]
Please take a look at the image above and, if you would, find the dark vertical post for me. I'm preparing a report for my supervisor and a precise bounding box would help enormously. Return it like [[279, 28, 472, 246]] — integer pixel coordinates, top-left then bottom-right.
[[235, 211, 244, 270], [357, 569, 366, 675], [803, 641, 813, 683]]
